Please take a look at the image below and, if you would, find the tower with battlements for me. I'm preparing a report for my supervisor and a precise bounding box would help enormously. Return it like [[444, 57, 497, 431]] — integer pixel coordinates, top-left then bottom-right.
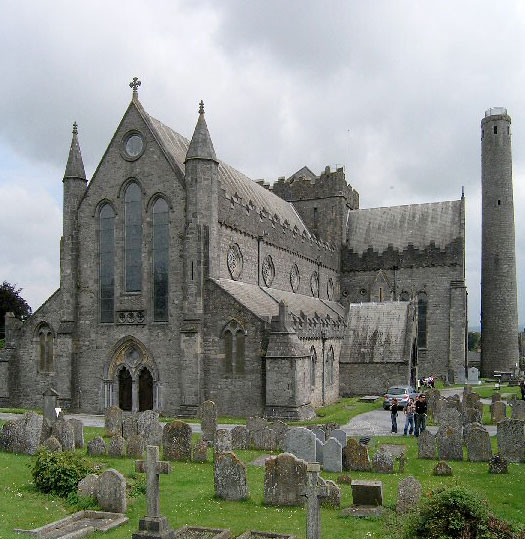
[[480, 108, 519, 376]]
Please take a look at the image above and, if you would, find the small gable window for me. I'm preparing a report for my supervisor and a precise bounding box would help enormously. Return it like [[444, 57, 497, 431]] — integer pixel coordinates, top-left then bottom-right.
[[222, 320, 246, 374], [38, 323, 54, 372]]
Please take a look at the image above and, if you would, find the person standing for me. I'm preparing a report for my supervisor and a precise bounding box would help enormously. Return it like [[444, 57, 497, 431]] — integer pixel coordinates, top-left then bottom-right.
[[520, 378, 525, 401], [403, 398, 416, 435], [414, 394, 428, 436], [390, 398, 399, 434]]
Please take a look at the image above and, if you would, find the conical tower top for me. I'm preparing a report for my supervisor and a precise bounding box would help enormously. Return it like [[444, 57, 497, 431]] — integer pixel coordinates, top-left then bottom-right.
[[64, 121, 86, 180], [185, 100, 218, 163]]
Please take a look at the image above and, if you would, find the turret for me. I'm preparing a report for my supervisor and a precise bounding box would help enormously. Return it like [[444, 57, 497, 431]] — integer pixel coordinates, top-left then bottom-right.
[[480, 108, 519, 376]]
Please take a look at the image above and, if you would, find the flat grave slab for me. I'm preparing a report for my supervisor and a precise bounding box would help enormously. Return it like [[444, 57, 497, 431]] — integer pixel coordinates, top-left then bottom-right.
[[376, 444, 406, 457], [174, 526, 231, 538], [248, 454, 273, 467], [340, 506, 383, 518], [14, 510, 128, 538], [237, 532, 297, 539]]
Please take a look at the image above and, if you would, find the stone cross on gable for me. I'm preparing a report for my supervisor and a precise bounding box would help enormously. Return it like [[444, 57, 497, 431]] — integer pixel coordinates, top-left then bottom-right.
[[299, 462, 329, 539], [129, 77, 141, 95], [136, 445, 171, 518]]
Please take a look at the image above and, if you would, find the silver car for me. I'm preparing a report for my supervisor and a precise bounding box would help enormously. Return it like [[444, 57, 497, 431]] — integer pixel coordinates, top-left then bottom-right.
[[383, 385, 419, 410]]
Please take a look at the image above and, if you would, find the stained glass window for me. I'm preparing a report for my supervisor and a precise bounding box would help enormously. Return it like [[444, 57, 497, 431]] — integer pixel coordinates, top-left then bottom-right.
[[125, 182, 142, 292], [153, 198, 169, 321], [100, 204, 115, 322]]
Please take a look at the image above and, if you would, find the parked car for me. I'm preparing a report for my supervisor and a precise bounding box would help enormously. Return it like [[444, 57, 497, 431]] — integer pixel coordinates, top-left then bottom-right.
[[383, 385, 419, 410]]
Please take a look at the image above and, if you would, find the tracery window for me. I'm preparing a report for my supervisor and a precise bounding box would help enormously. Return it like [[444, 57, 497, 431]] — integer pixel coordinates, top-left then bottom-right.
[[125, 182, 142, 292], [222, 320, 246, 374], [417, 292, 428, 348], [152, 198, 169, 321], [38, 324, 54, 372], [327, 345, 335, 385], [310, 346, 317, 387], [100, 204, 115, 323]]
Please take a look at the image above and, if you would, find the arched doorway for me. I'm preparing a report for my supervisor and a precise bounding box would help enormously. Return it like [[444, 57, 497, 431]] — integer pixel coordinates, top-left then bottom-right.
[[139, 368, 153, 411], [118, 367, 132, 411]]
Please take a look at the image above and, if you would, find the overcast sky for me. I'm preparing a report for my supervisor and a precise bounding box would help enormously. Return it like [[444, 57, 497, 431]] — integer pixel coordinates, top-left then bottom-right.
[[1, 0, 524, 329]]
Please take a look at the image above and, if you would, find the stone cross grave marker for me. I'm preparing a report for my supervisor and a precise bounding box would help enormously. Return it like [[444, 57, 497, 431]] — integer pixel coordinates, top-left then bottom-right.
[[133, 445, 175, 539], [299, 462, 329, 539]]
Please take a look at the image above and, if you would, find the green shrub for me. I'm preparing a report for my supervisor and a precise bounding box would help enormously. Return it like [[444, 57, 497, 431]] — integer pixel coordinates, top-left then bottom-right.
[[404, 486, 491, 539], [65, 492, 99, 510], [31, 449, 94, 498]]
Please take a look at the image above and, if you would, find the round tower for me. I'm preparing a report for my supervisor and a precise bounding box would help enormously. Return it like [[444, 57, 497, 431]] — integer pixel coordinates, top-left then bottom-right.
[[480, 107, 519, 377]]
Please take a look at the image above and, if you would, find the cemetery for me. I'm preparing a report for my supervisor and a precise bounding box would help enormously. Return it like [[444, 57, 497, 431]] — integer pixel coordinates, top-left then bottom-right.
[[1, 388, 525, 538]]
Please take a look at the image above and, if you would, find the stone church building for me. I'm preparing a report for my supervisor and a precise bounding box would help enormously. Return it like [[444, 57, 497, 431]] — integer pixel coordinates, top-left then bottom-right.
[[0, 82, 467, 419]]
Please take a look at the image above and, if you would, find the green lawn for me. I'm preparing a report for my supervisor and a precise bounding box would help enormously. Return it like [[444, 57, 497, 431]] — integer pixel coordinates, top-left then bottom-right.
[[0, 422, 524, 538]]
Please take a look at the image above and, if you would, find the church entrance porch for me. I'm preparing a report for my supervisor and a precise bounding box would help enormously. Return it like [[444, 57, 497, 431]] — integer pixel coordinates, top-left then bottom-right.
[[103, 337, 160, 413]]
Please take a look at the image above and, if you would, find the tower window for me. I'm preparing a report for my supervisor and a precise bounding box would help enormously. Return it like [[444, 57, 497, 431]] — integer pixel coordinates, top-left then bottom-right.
[[497, 200, 501, 206], [493, 126, 498, 135]]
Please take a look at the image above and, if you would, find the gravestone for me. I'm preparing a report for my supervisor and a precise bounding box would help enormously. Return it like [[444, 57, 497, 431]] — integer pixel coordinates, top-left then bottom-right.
[[311, 428, 325, 442], [133, 445, 174, 539], [42, 436, 62, 452], [433, 398, 448, 422], [463, 403, 483, 425], [467, 367, 481, 385], [264, 452, 307, 506], [371, 450, 395, 473], [215, 429, 232, 453], [40, 418, 52, 444], [511, 400, 525, 421], [214, 451, 249, 501], [231, 425, 249, 450], [432, 461, 453, 476], [96, 469, 127, 513], [87, 436, 107, 456], [51, 418, 75, 451], [436, 426, 463, 461], [21, 412, 44, 455], [127, 434, 146, 458], [497, 418, 525, 463], [299, 462, 329, 539], [252, 427, 279, 451], [78, 474, 99, 497], [488, 454, 508, 474], [322, 480, 341, 508], [465, 424, 492, 462], [425, 388, 441, 417], [436, 408, 462, 430], [351, 480, 383, 506], [43, 388, 59, 424], [269, 420, 289, 448], [108, 434, 126, 457], [69, 418, 85, 448], [137, 410, 162, 445], [491, 401, 507, 424], [0, 420, 22, 453], [283, 427, 316, 463], [200, 400, 217, 444], [330, 429, 347, 449], [162, 421, 192, 461], [396, 476, 422, 514], [315, 438, 323, 465], [123, 415, 138, 439], [418, 430, 436, 459], [105, 406, 123, 437], [322, 438, 342, 473], [343, 438, 371, 471], [445, 394, 462, 414], [464, 391, 481, 408], [192, 439, 208, 462], [492, 392, 502, 404]]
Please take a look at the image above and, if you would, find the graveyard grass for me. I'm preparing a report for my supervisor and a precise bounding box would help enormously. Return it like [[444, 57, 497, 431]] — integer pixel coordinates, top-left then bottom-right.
[[1, 422, 524, 538]]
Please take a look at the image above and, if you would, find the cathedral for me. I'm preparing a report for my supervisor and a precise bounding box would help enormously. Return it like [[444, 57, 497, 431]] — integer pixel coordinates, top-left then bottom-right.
[[0, 80, 467, 419]]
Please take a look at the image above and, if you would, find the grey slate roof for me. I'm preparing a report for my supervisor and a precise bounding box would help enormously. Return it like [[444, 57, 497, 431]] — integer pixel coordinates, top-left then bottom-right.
[[145, 111, 309, 236], [213, 279, 345, 321], [346, 200, 462, 254], [341, 302, 411, 363]]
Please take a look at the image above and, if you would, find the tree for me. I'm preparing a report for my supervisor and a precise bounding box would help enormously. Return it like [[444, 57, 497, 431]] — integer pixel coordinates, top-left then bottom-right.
[[468, 331, 481, 352], [0, 281, 32, 339]]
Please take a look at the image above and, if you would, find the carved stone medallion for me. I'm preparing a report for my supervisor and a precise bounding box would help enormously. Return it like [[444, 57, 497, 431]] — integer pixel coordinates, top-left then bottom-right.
[[262, 255, 275, 287], [327, 278, 334, 300], [227, 244, 243, 280], [290, 263, 300, 293], [310, 271, 319, 297]]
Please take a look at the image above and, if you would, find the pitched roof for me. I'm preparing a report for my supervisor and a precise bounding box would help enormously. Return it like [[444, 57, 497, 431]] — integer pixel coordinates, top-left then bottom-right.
[[145, 110, 309, 236], [346, 200, 463, 254], [341, 302, 413, 363]]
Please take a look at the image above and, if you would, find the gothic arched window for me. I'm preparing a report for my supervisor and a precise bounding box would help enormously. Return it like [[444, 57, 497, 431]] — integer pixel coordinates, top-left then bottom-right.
[[222, 320, 246, 374], [38, 324, 54, 372], [417, 292, 428, 348], [152, 198, 169, 321], [310, 346, 317, 387], [327, 345, 335, 385], [100, 204, 115, 323], [125, 182, 142, 292]]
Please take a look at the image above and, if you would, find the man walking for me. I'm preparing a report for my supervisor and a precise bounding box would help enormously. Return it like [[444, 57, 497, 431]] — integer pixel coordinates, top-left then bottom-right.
[[414, 394, 427, 437]]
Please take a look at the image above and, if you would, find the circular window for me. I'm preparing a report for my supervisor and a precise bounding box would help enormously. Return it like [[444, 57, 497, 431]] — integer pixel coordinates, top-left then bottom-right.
[[262, 255, 275, 287], [327, 278, 334, 300], [227, 244, 243, 280], [122, 131, 145, 161], [310, 271, 319, 297], [360, 288, 367, 296], [290, 264, 300, 292]]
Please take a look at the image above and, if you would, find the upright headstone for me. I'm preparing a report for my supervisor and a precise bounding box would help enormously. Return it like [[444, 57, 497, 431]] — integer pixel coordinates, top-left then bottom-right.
[[432, 461, 453, 476], [418, 430, 436, 460], [264, 452, 307, 506], [96, 469, 127, 513], [283, 427, 316, 463], [137, 410, 162, 446], [396, 476, 422, 514], [51, 418, 75, 451], [511, 400, 525, 421], [43, 388, 59, 425], [122, 415, 138, 440], [133, 445, 174, 539], [343, 438, 371, 471], [108, 434, 126, 457], [192, 439, 208, 462], [371, 450, 395, 473], [215, 429, 232, 453], [105, 406, 123, 437], [77, 474, 99, 498], [488, 454, 508, 474], [351, 480, 383, 506], [199, 401, 217, 444], [315, 438, 324, 465], [491, 392, 502, 404], [436, 426, 463, 461], [87, 436, 107, 456], [69, 418, 84, 449], [497, 418, 525, 463], [330, 429, 347, 449], [436, 408, 462, 430], [162, 421, 192, 461], [322, 438, 342, 473], [127, 434, 146, 459], [300, 462, 329, 539], [20, 412, 44, 455], [42, 436, 62, 452], [231, 425, 249, 450], [491, 401, 507, 424], [466, 367, 481, 385], [463, 402, 483, 426], [311, 428, 325, 442], [214, 451, 248, 501], [465, 424, 492, 462]]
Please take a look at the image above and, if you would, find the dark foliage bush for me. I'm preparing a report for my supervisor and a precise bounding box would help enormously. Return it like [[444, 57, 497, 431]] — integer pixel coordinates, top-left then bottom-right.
[[31, 449, 94, 498]]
